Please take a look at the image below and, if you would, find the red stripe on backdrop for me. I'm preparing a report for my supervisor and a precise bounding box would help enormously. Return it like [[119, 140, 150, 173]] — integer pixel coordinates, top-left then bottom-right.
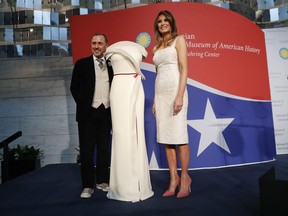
[[70, 2, 270, 100]]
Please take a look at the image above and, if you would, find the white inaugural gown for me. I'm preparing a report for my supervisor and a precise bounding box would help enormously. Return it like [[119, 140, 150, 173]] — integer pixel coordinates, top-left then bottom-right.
[[105, 41, 154, 202]]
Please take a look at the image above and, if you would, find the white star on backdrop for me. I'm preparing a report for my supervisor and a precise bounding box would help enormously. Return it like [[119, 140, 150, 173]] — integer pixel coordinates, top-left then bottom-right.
[[187, 98, 234, 157]]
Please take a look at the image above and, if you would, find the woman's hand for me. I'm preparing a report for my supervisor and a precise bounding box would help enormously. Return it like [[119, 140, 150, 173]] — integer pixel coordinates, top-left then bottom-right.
[[173, 96, 183, 116], [152, 102, 156, 116]]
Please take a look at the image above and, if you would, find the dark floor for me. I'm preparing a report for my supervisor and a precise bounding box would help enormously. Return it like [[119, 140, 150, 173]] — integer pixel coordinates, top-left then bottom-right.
[[0, 155, 287, 216]]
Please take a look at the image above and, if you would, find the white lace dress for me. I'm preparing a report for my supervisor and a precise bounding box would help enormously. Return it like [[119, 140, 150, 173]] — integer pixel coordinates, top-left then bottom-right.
[[153, 36, 189, 144], [105, 41, 154, 202]]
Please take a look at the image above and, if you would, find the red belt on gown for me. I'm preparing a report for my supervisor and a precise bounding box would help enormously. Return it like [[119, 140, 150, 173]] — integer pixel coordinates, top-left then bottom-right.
[[114, 73, 138, 78]]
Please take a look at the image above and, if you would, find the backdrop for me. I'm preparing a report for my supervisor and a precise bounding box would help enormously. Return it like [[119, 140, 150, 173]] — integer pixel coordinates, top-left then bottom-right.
[[263, 27, 288, 155], [70, 2, 276, 169]]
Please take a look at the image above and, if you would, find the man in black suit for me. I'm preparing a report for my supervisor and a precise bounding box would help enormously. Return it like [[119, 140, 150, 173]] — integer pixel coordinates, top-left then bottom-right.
[[70, 33, 114, 199]]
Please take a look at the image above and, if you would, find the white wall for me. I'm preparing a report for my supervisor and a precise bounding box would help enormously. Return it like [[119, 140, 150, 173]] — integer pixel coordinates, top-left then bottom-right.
[[0, 57, 78, 171]]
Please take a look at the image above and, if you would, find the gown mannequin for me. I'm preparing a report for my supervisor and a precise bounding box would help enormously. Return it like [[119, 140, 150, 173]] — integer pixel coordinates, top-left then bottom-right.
[[105, 41, 154, 202]]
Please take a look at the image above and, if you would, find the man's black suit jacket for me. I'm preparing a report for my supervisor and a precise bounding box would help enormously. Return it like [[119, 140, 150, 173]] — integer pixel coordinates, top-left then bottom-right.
[[70, 55, 114, 123]]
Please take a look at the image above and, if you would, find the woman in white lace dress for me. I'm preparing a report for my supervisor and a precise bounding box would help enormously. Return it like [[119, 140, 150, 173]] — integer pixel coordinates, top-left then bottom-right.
[[105, 41, 154, 202], [152, 10, 191, 199]]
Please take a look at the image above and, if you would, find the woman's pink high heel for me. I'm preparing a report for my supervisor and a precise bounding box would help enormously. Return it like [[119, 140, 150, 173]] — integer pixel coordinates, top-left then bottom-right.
[[176, 176, 192, 199], [162, 177, 181, 197]]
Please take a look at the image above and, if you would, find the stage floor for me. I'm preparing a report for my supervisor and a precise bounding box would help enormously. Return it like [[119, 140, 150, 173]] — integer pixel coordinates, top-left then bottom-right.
[[0, 155, 287, 216]]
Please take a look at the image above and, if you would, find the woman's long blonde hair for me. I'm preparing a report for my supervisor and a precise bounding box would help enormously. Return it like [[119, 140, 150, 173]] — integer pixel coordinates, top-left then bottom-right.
[[153, 10, 178, 49]]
